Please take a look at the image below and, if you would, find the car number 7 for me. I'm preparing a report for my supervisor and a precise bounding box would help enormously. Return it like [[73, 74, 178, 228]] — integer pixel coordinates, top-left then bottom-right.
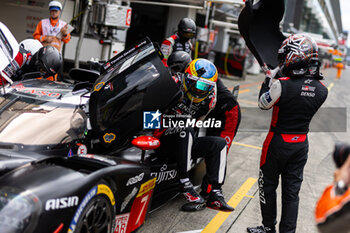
[[136, 194, 149, 224]]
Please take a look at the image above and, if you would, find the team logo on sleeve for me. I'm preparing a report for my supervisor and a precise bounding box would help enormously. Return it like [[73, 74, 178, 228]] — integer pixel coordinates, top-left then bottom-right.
[[265, 92, 272, 102], [302, 85, 316, 92]]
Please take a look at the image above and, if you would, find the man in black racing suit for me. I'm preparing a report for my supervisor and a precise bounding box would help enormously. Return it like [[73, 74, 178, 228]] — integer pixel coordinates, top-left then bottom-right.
[[161, 18, 196, 66], [166, 52, 241, 200], [167, 51, 241, 153], [154, 58, 234, 212], [247, 34, 328, 233]]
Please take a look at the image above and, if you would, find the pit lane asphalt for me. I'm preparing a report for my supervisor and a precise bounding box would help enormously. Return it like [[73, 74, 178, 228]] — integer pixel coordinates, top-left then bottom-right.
[[138, 67, 349, 233]]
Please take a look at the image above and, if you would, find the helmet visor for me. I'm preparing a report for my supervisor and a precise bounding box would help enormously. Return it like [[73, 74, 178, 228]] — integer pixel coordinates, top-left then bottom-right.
[[185, 74, 215, 95], [37, 62, 55, 78], [169, 64, 185, 74], [181, 32, 195, 39]]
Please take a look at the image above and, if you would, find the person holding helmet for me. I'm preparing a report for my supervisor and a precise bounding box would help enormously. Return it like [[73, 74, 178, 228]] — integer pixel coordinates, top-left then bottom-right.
[[161, 18, 196, 66], [247, 34, 328, 233], [33, 0, 71, 52], [0, 45, 62, 84], [154, 59, 234, 212]]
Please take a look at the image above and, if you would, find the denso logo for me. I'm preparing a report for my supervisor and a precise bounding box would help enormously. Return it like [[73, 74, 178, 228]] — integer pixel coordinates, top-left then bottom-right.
[[126, 173, 144, 186], [45, 196, 79, 211]]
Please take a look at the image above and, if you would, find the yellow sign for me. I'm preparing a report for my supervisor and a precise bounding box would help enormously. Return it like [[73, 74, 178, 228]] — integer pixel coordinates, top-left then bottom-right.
[[137, 177, 156, 197]]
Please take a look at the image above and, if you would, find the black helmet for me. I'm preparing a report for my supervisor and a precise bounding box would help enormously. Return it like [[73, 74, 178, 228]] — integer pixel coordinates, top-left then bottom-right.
[[278, 34, 319, 77], [178, 18, 196, 40], [167, 51, 192, 74], [32, 46, 62, 77]]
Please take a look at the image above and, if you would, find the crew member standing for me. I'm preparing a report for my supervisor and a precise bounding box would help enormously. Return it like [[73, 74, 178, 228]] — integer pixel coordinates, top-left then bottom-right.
[[33, 1, 71, 52], [336, 62, 344, 79], [247, 34, 328, 233], [161, 18, 196, 66]]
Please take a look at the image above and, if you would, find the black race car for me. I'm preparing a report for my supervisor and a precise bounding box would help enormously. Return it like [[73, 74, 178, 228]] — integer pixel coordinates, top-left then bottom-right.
[[0, 37, 205, 233]]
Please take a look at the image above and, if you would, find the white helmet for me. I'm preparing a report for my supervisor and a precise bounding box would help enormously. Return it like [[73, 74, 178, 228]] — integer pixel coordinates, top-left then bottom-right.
[[19, 39, 43, 55], [49, 1, 62, 11]]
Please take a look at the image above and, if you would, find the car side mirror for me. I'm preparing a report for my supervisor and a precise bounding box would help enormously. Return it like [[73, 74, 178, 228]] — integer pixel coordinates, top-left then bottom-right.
[[132, 136, 160, 150], [132, 136, 160, 163]]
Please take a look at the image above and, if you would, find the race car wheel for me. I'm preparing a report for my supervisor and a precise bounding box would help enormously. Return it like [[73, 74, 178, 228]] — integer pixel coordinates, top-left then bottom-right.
[[75, 195, 114, 233]]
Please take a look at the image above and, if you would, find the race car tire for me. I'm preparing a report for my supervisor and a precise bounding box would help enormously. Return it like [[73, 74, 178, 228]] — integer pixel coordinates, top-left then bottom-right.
[[74, 194, 114, 233]]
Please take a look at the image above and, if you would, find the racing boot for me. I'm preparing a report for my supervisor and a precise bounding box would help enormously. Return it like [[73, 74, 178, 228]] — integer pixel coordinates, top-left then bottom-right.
[[246, 226, 276, 233], [180, 181, 205, 212], [206, 189, 234, 212]]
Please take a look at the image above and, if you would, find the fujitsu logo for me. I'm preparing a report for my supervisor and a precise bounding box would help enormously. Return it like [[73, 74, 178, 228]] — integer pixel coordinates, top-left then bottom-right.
[[150, 164, 177, 184], [45, 196, 79, 211]]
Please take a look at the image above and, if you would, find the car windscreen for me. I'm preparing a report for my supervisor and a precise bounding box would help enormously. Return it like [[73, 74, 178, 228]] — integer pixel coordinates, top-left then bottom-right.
[[0, 95, 86, 146]]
